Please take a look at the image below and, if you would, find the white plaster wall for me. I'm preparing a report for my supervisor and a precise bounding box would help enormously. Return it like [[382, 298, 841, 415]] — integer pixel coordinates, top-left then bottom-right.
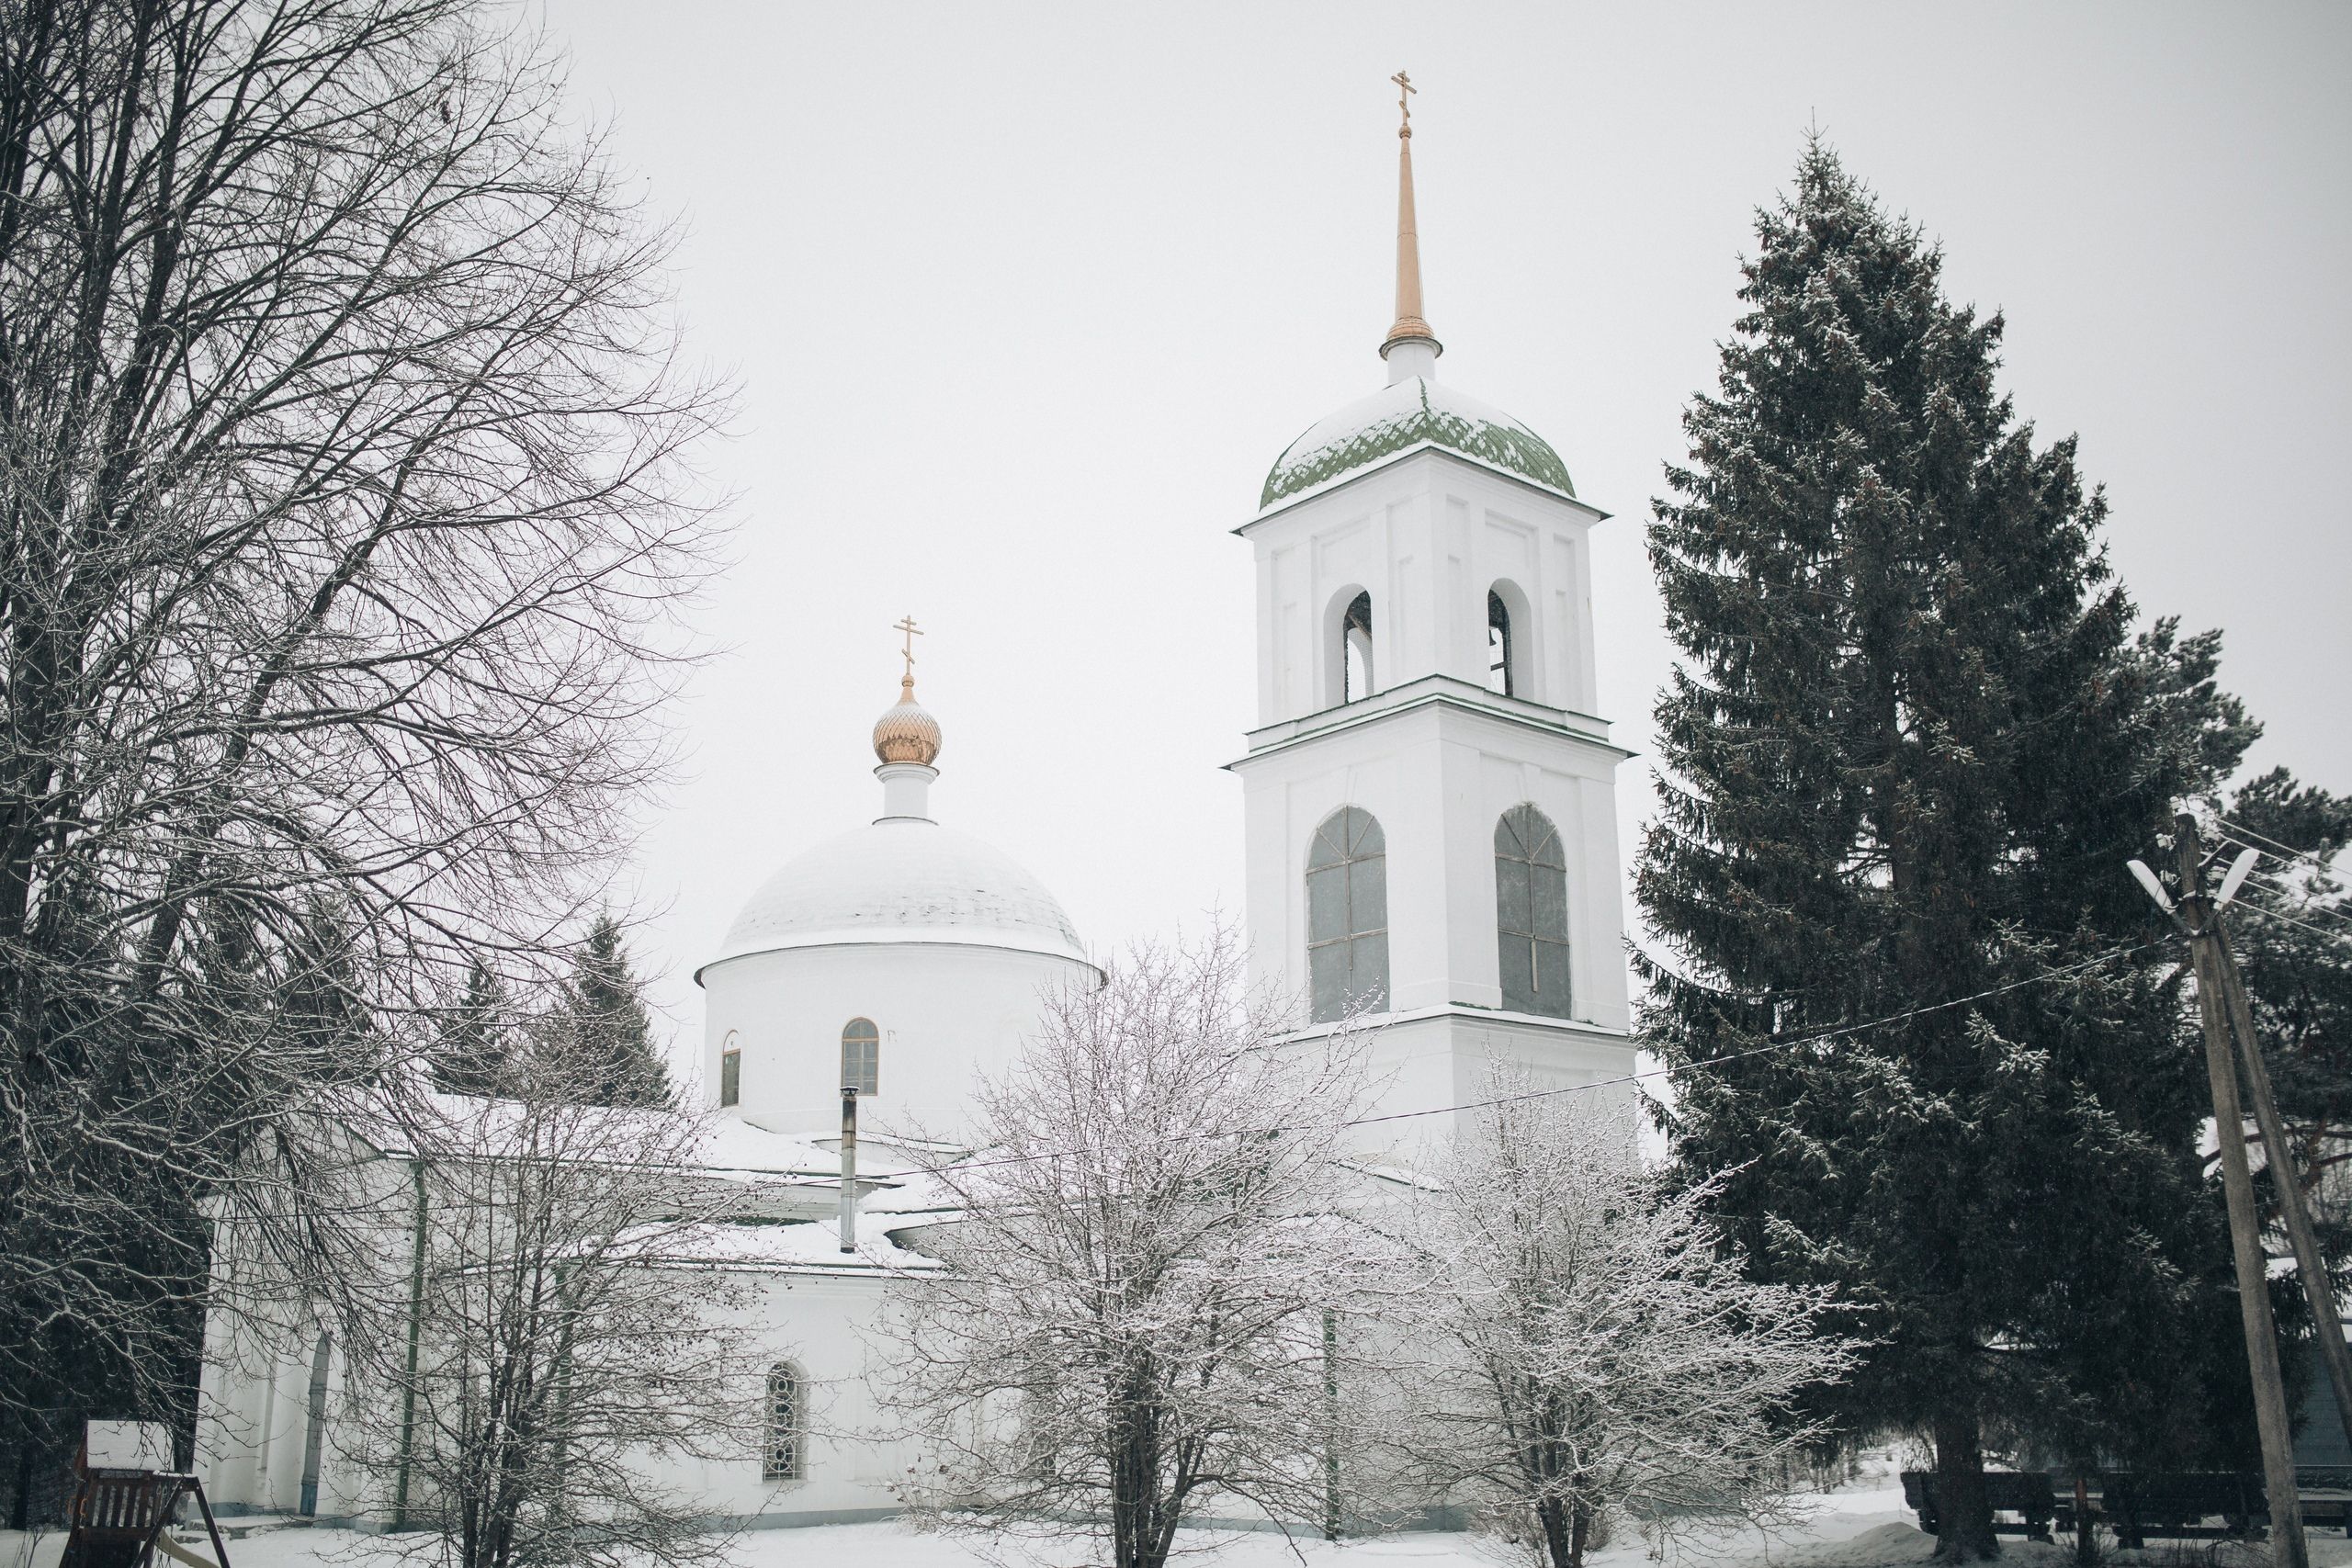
[[1234, 702, 1629, 1033], [702, 942, 1095, 1142], [1244, 449, 1606, 728], [197, 1320, 370, 1519], [198, 1158, 406, 1522], [1313, 1010, 1640, 1156], [667, 1270, 910, 1525], [198, 1264, 920, 1529]]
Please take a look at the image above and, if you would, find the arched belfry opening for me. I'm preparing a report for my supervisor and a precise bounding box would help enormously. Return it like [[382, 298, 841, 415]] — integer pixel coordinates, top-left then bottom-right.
[[1487, 589, 1514, 697], [1485, 580, 1535, 701], [1342, 592, 1374, 703]]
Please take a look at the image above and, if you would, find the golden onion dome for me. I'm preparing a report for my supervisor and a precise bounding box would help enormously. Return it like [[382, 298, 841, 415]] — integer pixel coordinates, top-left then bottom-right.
[[872, 678, 943, 767]]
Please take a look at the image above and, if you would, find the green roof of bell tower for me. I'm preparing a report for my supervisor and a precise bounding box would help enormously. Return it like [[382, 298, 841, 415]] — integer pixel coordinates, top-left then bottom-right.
[[1260, 376, 1576, 510]]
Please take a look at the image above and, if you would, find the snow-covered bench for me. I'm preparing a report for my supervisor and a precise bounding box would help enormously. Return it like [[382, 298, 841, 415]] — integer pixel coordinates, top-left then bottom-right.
[[1900, 1467, 2352, 1545]]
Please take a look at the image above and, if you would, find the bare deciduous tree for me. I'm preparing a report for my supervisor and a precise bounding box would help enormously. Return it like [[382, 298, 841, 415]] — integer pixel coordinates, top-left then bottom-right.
[[327, 1052, 757, 1568], [0, 0, 725, 1475], [1387, 1072, 1856, 1568], [884, 929, 1374, 1568]]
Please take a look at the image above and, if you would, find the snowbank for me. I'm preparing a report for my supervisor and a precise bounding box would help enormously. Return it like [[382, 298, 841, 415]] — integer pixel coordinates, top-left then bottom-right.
[[11, 1477, 2351, 1568]]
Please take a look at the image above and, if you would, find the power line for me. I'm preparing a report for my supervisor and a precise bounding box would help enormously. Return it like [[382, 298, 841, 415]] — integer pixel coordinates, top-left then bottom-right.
[[2221, 817, 2345, 874], [2228, 865, 2352, 931], [1347, 942, 2155, 1129], [2235, 902, 2352, 951], [929, 941, 2159, 1179]]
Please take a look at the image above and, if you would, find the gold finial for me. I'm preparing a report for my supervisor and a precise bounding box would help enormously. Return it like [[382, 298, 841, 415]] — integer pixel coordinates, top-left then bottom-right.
[[874, 615, 942, 767], [1381, 71, 1440, 363]]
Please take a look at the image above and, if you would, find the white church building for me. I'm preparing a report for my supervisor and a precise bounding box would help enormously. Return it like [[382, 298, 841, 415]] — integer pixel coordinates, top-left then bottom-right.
[[193, 94, 1636, 1532]]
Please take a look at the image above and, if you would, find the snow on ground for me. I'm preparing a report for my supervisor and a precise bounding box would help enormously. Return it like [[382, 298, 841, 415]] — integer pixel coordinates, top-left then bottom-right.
[[10, 1474, 2352, 1568]]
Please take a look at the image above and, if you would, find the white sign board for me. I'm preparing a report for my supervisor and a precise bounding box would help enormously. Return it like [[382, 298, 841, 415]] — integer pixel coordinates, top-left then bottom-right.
[[85, 1420, 175, 1472]]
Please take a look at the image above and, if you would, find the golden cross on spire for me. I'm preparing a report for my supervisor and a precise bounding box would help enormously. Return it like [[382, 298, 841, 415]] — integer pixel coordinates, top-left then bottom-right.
[[893, 615, 922, 685], [1381, 70, 1436, 360]]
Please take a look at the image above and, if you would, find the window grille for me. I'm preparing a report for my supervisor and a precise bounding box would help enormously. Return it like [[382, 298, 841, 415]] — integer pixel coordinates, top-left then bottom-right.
[[841, 1019, 879, 1097], [1306, 807, 1389, 1022], [1495, 804, 1571, 1018], [718, 1041, 741, 1108], [763, 1363, 803, 1480]]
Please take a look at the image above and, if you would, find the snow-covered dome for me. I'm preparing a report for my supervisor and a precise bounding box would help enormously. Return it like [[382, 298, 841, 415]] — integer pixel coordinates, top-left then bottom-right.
[[704, 818, 1087, 974], [1261, 374, 1574, 511], [701, 663, 1088, 977]]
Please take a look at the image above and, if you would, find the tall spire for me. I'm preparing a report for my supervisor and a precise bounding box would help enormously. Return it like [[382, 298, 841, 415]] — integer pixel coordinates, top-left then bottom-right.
[[1380, 70, 1441, 380]]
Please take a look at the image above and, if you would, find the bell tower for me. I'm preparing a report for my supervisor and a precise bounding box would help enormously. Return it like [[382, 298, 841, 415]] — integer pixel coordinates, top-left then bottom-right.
[[1232, 77, 1636, 1133]]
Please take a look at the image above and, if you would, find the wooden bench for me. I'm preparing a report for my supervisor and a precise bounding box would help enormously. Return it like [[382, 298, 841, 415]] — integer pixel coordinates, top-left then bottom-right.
[[2091, 1472, 2266, 1545], [1901, 1472, 2056, 1540], [1910, 1468, 2352, 1546], [2297, 1488, 2352, 1535]]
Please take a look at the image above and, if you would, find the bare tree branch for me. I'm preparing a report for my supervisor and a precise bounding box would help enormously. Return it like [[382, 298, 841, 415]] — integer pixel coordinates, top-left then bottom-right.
[[0, 0, 729, 1478]]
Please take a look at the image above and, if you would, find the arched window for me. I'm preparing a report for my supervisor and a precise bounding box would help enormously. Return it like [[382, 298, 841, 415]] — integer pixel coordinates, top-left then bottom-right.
[[1487, 590, 1514, 697], [1495, 805, 1571, 1018], [763, 1362, 804, 1480], [841, 1019, 879, 1097], [1342, 592, 1374, 702], [719, 1032, 741, 1108], [1306, 807, 1389, 1022]]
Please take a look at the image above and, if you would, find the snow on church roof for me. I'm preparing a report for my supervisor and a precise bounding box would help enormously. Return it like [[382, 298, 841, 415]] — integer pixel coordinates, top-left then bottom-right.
[[624, 1217, 941, 1274], [705, 818, 1090, 975], [1258, 374, 1575, 511], [359, 1089, 848, 1178]]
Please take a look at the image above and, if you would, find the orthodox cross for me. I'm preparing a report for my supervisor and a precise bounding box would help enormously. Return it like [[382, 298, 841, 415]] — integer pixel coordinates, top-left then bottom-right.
[[1393, 71, 1415, 134], [894, 615, 922, 682]]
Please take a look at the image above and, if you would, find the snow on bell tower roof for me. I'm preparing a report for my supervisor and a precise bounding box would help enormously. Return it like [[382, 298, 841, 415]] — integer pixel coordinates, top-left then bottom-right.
[[1258, 73, 1575, 513], [1261, 378, 1575, 511]]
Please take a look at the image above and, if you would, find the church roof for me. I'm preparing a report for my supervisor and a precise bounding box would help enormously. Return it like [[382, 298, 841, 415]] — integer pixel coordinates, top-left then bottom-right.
[[1259, 374, 1575, 511], [705, 818, 1090, 974]]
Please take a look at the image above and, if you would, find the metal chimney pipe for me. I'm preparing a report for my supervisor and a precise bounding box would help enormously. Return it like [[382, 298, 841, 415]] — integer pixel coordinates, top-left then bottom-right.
[[837, 1086, 859, 1254]]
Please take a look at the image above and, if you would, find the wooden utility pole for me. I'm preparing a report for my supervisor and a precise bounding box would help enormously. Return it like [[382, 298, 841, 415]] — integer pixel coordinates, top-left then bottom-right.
[[2216, 930, 2352, 1445], [2174, 813, 2307, 1568]]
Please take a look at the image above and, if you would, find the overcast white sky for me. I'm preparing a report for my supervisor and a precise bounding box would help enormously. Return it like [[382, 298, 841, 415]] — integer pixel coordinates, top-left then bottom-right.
[[530, 1, 2352, 1081]]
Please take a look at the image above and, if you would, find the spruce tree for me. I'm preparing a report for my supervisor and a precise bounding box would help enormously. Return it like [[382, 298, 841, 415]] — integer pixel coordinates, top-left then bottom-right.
[[563, 913, 671, 1109], [432, 958, 512, 1098], [2225, 770, 2352, 1224], [1639, 141, 2259, 1559]]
